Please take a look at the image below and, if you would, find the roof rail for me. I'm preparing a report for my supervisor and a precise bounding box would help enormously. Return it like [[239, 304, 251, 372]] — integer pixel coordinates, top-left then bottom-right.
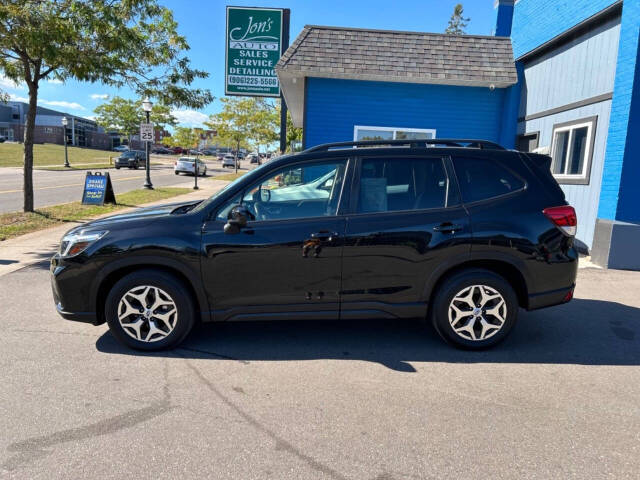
[[303, 138, 506, 153]]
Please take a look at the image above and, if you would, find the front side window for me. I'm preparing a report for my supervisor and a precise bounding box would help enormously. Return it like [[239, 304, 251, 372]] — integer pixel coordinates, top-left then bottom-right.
[[357, 157, 454, 213], [550, 117, 596, 184], [217, 160, 347, 222], [453, 157, 525, 204], [354, 125, 436, 141]]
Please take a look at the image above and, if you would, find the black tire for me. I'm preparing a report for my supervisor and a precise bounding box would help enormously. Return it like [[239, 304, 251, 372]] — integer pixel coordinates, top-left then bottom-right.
[[430, 268, 518, 350], [105, 269, 196, 351], [133, 164, 139, 169], [174, 171, 180, 175], [115, 166, 120, 170]]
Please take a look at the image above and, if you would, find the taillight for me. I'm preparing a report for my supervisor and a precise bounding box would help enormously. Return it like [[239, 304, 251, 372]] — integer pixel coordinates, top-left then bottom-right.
[[543, 205, 577, 236]]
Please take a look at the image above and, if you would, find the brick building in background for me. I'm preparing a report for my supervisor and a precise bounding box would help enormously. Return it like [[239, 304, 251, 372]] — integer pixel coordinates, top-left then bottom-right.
[[0, 101, 111, 149]]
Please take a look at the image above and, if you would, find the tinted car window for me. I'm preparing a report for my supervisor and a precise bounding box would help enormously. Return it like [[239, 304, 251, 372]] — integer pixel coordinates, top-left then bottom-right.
[[357, 157, 453, 213], [453, 156, 525, 203], [217, 160, 347, 222]]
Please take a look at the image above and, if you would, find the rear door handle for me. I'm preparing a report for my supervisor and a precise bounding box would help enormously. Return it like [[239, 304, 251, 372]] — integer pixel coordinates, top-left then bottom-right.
[[433, 223, 464, 233], [310, 231, 339, 241]]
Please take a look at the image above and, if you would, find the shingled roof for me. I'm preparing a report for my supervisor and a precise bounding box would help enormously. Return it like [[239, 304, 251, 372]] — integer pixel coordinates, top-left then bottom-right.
[[276, 25, 518, 87]]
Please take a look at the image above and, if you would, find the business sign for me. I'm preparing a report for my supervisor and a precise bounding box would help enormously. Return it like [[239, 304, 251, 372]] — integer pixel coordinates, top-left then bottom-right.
[[140, 123, 154, 142], [81, 172, 116, 206], [225, 6, 284, 97]]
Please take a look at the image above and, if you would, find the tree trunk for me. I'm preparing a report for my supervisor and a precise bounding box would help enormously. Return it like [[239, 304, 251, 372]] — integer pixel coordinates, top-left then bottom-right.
[[23, 82, 38, 212]]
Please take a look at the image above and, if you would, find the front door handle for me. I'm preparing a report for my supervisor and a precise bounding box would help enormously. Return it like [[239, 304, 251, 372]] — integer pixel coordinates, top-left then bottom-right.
[[310, 231, 339, 241], [433, 223, 464, 233]]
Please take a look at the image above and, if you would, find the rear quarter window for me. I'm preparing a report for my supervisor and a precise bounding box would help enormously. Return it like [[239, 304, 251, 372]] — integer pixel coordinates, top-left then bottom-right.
[[453, 156, 525, 204]]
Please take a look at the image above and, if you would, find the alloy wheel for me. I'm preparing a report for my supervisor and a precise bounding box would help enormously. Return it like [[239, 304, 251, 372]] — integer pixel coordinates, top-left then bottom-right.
[[447, 285, 507, 341], [117, 285, 178, 342]]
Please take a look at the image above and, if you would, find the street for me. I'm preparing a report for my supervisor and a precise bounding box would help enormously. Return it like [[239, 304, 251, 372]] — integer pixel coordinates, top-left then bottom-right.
[[1, 264, 639, 479], [0, 159, 244, 214]]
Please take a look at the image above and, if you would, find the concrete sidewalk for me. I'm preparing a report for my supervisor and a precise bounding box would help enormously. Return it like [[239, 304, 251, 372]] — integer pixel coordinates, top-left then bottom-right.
[[0, 179, 229, 277]]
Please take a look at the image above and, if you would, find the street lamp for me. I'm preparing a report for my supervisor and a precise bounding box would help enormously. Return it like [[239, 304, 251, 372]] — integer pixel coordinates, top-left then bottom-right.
[[61, 116, 70, 168], [142, 97, 153, 189]]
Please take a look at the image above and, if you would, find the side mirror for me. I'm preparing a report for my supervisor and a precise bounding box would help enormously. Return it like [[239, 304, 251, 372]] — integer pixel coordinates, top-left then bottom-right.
[[224, 205, 253, 234]]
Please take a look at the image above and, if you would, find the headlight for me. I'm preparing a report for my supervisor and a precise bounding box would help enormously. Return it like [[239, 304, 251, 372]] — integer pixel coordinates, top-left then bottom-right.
[[59, 230, 108, 257]]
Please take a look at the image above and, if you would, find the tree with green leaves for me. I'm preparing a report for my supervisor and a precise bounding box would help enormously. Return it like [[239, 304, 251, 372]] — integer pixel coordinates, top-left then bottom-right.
[[251, 98, 279, 161], [0, 0, 213, 212], [285, 109, 303, 152], [206, 97, 257, 174], [166, 126, 200, 150], [445, 4, 470, 35], [94, 97, 177, 146]]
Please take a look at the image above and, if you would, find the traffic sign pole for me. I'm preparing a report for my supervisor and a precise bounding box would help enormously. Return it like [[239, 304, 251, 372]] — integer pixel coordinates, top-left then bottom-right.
[[141, 120, 153, 190]]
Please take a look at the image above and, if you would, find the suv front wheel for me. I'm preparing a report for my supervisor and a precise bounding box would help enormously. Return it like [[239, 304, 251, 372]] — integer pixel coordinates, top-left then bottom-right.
[[431, 269, 518, 349], [105, 270, 195, 350]]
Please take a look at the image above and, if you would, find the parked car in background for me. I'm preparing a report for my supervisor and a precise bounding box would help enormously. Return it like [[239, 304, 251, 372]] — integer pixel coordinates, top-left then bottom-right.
[[188, 149, 204, 156], [114, 150, 146, 169], [152, 147, 172, 154], [113, 145, 129, 152], [0, 136, 6, 143], [222, 154, 238, 169], [174, 157, 207, 176], [170, 146, 184, 155], [248, 153, 260, 164], [202, 149, 216, 156], [51, 138, 578, 351]]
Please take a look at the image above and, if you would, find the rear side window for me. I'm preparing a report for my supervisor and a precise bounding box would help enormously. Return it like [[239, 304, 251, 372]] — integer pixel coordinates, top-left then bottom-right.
[[357, 157, 457, 213], [453, 157, 525, 203]]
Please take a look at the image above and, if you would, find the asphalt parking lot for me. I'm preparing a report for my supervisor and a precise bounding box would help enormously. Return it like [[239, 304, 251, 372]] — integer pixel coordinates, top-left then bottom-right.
[[1, 264, 639, 479]]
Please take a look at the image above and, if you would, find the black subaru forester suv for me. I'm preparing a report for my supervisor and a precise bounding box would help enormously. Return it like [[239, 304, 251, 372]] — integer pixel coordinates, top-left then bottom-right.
[[51, 139, 578, 350]]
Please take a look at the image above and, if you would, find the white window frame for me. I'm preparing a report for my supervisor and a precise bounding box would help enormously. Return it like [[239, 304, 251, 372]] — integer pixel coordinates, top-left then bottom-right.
[[353, 125, 436, 141], [550, 116, 597, 185]]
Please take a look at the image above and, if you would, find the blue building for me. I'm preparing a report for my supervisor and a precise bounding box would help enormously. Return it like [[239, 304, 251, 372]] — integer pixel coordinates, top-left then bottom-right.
[[276, 0, 639, 269]]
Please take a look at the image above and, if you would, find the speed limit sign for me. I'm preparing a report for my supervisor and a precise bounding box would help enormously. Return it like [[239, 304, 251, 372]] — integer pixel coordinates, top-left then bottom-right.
[[140, 123, 154, 142]]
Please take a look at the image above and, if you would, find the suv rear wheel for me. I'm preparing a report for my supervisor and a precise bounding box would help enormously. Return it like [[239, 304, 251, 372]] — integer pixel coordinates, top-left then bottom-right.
[[105, 270, 195, 350], [431, 268, 518, 349]]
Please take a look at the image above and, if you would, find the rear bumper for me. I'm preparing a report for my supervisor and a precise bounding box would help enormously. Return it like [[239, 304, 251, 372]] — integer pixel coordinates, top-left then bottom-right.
[[527, 284, 575, 310]]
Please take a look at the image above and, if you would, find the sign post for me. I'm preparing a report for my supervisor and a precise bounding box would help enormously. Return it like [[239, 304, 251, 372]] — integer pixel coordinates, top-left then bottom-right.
[[140, 117, 153, 190], [225, 6, 290, 152]]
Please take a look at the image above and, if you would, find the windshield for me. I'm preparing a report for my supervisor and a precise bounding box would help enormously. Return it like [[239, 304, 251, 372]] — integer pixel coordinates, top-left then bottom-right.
[[121, 152, 136, 157]]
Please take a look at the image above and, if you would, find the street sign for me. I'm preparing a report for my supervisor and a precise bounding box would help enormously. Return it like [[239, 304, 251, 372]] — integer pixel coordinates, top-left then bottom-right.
[[81, 172, 116, 206], [140, 123, 154, 142], [225, 6, 285, 97]]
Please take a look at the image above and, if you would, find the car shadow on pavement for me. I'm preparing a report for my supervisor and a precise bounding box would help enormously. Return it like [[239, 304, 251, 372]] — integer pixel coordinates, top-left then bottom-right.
[[95, 298, 640, 372]]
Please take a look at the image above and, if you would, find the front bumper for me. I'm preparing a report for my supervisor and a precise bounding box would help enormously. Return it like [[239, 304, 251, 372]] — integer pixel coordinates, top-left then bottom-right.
[[115, 160, 138, 167], [50, 255, 100, 325]]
